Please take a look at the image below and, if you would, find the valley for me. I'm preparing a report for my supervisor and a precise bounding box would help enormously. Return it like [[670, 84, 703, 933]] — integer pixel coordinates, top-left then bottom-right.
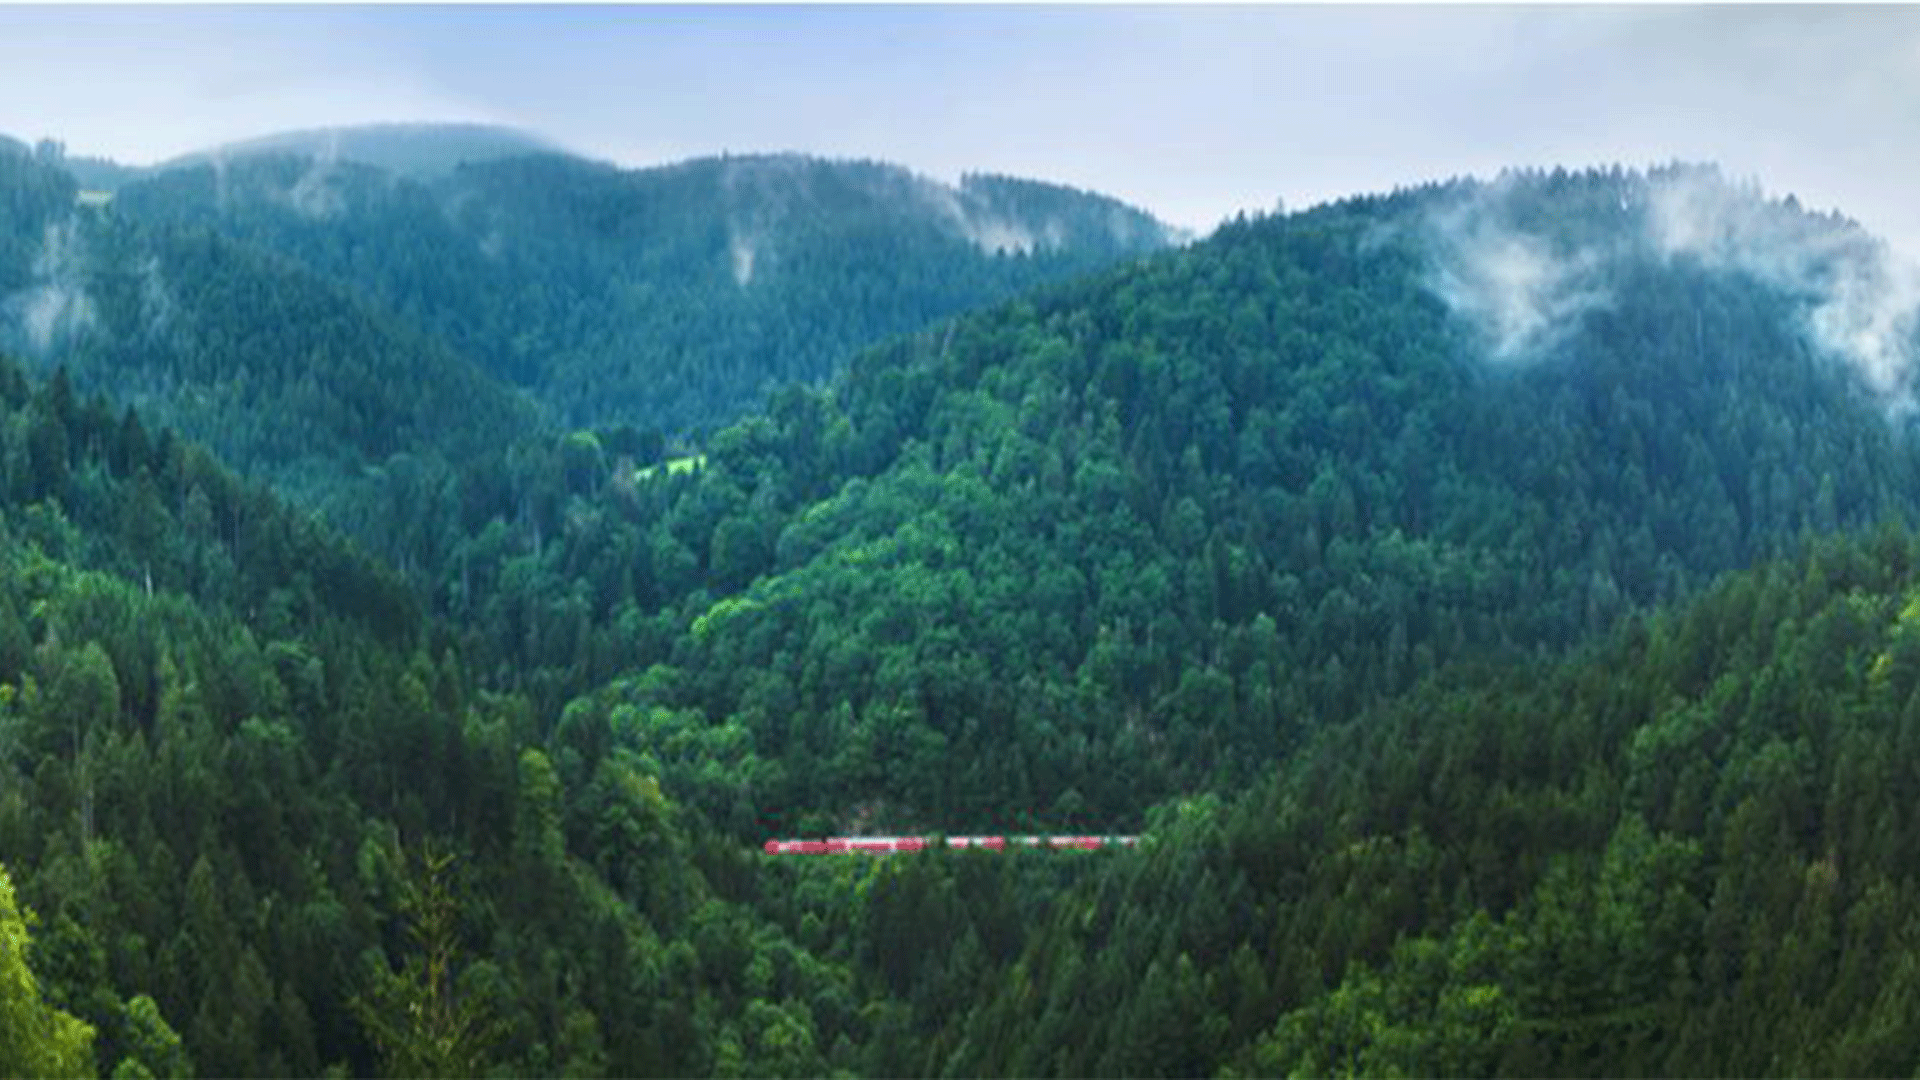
[[3, 124, 1920, 1077]]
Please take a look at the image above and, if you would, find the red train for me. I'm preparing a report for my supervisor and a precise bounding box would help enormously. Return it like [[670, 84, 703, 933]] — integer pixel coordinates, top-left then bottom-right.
[[763, 835, 1140, 854]]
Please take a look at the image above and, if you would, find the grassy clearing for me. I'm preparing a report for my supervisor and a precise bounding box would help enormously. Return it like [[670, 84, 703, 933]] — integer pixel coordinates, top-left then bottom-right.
[[635, 454, 707, 481]]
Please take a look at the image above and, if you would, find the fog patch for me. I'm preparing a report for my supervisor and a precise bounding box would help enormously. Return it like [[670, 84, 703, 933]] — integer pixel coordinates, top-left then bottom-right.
[[913, 177, 976, 245], [289, 161, 345, 220], [1423, 186, 1611, 362], [138, 254, 176, 342], [7, 218, 97, 354], [720, 156, 806, 289], [210, 151, 231, 212], [437, 184, 508, 261], [963, 216, 1042, 256], [916, 177, 1065, 256], [1109, 205, 1180, 248], [729, 232, 759, 286], [1648, 168, 1920, 405], [287, 131, 346, 220], [1420, 166, 1920, 402], [477, 228, 506, 261], [1806, 254, 1920, 403]]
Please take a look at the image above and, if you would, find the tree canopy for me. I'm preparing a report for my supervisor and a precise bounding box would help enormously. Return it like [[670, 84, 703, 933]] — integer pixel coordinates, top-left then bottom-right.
[[1, 155, 1919, 1076]]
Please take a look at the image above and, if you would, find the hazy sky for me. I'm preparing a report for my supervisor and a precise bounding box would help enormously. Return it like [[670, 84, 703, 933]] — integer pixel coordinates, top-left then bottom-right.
[[5, 5, 1920, 250]]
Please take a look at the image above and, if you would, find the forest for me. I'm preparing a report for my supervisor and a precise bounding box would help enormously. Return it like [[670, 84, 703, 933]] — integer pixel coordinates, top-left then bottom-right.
[[4, 127, 1920, 1077]]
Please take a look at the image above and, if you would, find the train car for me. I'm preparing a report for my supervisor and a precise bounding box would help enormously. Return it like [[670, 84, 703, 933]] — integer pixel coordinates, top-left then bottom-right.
[[764, 835, 1138, 854]]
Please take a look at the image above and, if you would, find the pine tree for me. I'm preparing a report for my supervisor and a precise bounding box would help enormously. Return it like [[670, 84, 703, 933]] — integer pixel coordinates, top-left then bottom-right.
[[351, 842, 500, 1079]]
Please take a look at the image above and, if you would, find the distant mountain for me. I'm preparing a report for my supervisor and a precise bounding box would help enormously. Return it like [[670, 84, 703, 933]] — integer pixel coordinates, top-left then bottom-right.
[[60, 154, 144, 193], [0, 137, 75, 291], [2, 125, 1179, 575], [161, 121, 564, 178], [42, 123, 560, 197], [0, 141, 540, 511], [111, 147, 1181, 432], [14, 141, 1920, 1080]]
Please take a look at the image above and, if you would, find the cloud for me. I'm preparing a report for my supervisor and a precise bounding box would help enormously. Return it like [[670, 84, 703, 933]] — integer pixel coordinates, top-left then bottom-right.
[[1421, 181, 1613, 362], [8, 5, 1920, 256], [729, 233, 758, 287], [287, 129, 346, 219], [910, 173, 1066, 256], [718, 156, 802, 288], [1419, 165, 1920, 407], [1646, 167, 1920, 405], [138, 254, 176, 343], [7, 218, 97, 354], [1810, 257, 1920, 405]]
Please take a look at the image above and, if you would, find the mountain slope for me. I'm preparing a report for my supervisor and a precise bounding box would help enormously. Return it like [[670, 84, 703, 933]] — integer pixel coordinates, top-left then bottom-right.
[[0, 137, 79, 292], [111, 148, 1181, 432], [0, 348, 907, 1078], [914, 526, 1920, 1077], [11, 156, 1920, 1080], [426, 163, 1920, 838], [0, 143, 541, 512]]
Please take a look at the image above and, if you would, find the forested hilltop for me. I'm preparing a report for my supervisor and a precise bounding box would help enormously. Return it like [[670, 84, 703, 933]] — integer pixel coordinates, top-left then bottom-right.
[[414, 164, 1920, 835], [1, 127, 1175, 563], [7, 154, 1920, 1077], [0, 136, 542, 514], [102, 132, 1178, 433]]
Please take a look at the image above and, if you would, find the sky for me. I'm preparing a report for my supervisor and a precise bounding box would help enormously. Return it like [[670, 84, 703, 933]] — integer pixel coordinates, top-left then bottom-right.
[[5, 5, 1920, 251]]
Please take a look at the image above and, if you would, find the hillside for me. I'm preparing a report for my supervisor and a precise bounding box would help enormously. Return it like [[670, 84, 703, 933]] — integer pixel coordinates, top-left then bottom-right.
[[0, 349, 930, 1078], [0, 137, 77, 292], [411, 161, 1920, 1078], [423, 164, 1920, 836], [110, 148, 1180, 432], [0, 142, 541, 510], [12, 157, 1920, 1079], [902, 526, 1920, 1077], [50, 123, 562, 195]]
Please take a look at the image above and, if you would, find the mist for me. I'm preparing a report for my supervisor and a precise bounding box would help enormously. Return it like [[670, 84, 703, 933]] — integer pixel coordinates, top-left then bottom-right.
[[1421, 166, 1920, 409], [1422, 182, 1612, 362], [138, 253, 176, 343], [288, 130, 347, 220], [6, 218, 96, 354], [1647, 168, 1920, 404]]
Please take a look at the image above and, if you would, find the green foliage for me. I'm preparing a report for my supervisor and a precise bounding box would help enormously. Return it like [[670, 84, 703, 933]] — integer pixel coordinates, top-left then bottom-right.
[[936, 529, 1920, 1076], [0, 350, 873, 1077], [0, 862, 95, 1079], [110, 150, 1174, 435], [421, 164, 1920, 840], [13, 152, 1920, 1080], [351, 842, 501, 1079], [0, 138, 76, 292], [110, 995, 190, 1080]]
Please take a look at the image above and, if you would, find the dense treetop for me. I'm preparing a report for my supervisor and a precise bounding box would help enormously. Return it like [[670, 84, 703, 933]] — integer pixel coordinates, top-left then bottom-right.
[[411, 164, 1920, 835], [105, 144, 1178, 433], [3, 153, 1920, 1076]]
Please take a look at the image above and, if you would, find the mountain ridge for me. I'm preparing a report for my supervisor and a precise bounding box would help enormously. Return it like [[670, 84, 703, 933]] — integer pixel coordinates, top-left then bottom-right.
[[106, 140, 1181, 433], [157, 120, 568, 178], [11, 150, 1920, 1077]]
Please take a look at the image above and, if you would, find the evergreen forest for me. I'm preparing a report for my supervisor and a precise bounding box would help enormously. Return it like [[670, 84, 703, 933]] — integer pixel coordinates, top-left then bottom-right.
[[4, 126, 1920, 1077]]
